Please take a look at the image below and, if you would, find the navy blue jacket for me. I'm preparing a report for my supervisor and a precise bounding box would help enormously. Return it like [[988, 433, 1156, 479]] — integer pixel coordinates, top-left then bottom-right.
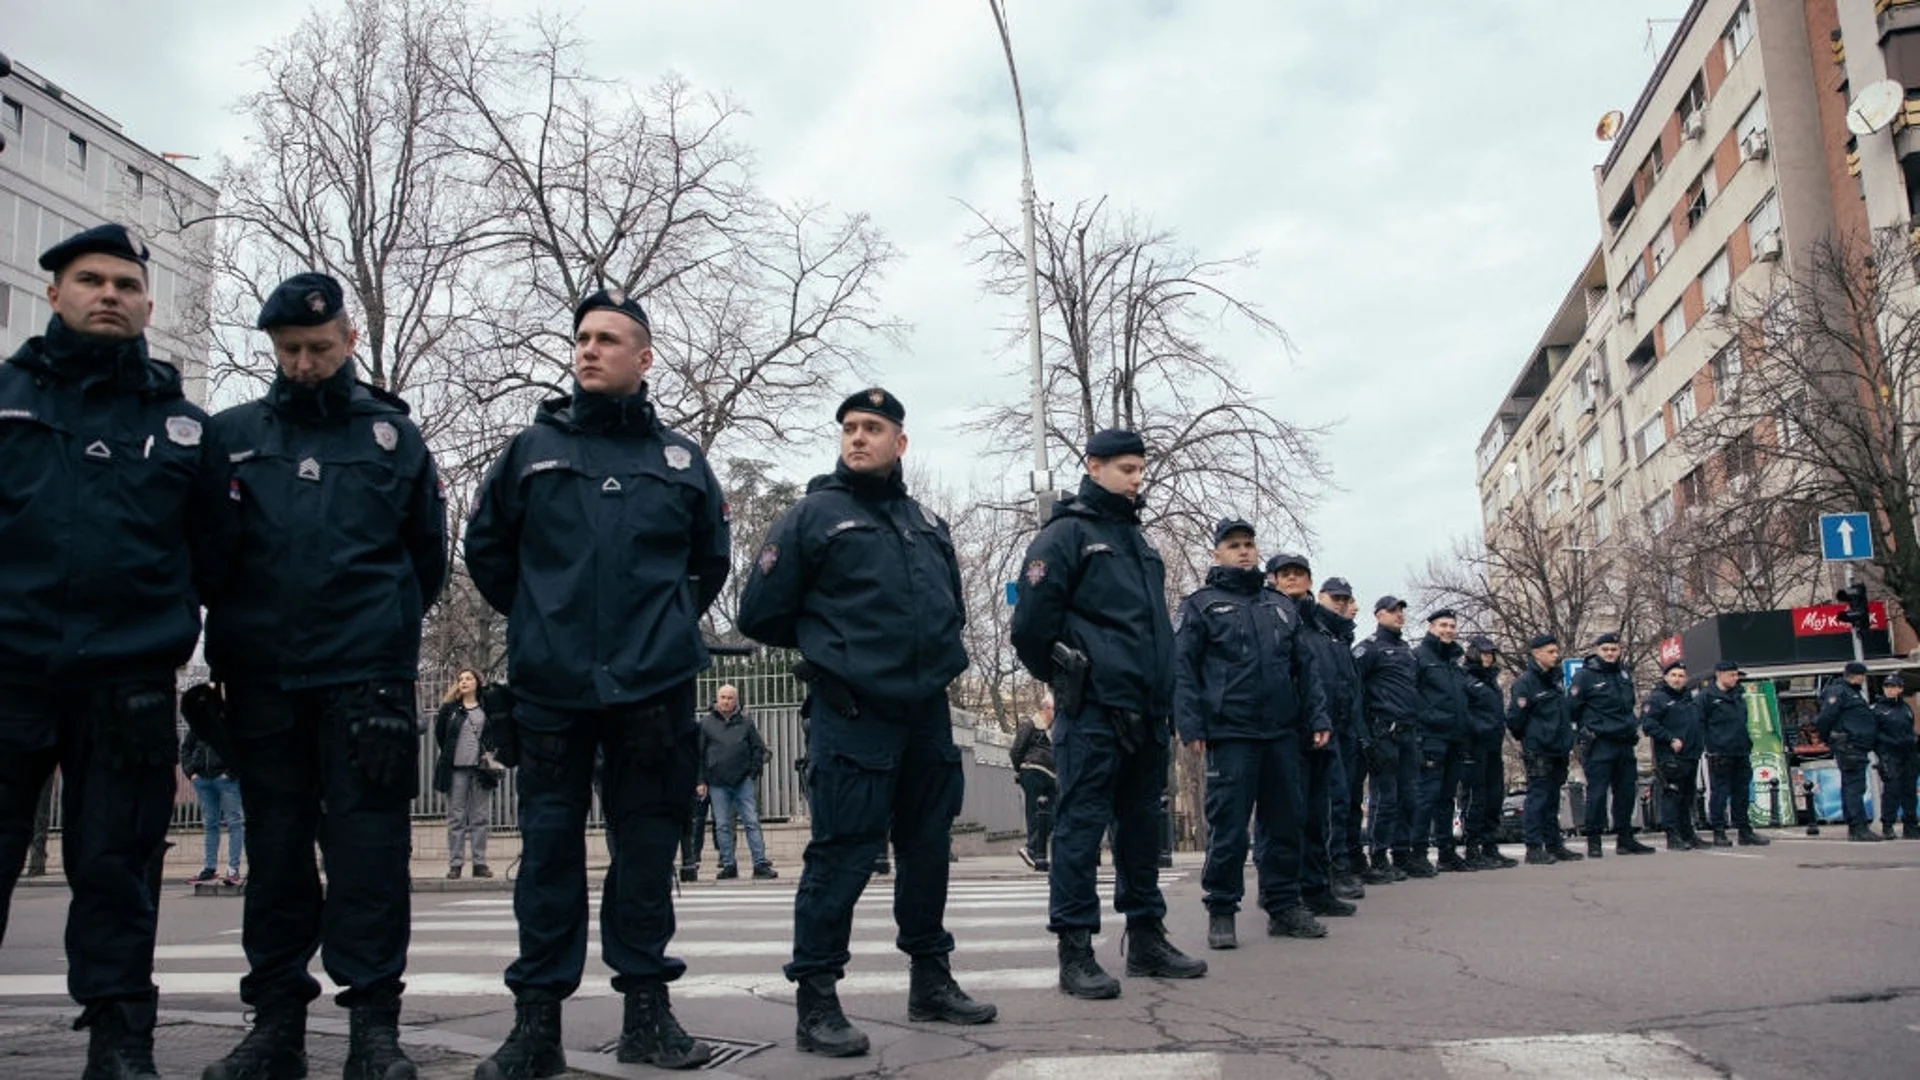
[[1462, 662, 1505, 741], [1010, 477, 1174, 717], [1507, 661, 1574, 756], [1299, 598, 1362, 737], [1353, 626, 1420, 739], [466, 386, 729, 711], [1640, 683, 1703, 759], [206, 362, 447, 689], [737, 462, 966, 705], [0, 318, 231, 686], [1872, 697, 1917, 753], [1412, 634, 1470, 744], [1171, 569, 1328, 743], [1698, 683, 1751, 756], [1815, 680, 1878, 748], [1570, 656, 1638, 742]]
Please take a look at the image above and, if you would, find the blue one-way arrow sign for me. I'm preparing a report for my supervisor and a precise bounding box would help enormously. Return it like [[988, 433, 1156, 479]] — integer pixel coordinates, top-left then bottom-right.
[[1819, 512, 1874, 562]]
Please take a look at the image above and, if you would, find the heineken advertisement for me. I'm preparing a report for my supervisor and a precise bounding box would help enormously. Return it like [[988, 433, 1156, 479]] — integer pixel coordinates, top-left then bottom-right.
[[1742, 681, 1791, 828]]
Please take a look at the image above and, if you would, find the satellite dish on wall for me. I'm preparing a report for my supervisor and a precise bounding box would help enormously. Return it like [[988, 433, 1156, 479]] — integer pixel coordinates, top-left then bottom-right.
[[1846, 79, 1904, 136], [1596, 110, 1625, 142]]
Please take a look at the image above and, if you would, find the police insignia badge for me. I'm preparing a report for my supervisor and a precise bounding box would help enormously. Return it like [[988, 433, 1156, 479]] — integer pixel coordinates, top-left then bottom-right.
[[608, 288, 627, 305], [757, 544, 779, 574], [1516, 696, 1528, 708], [1025, 559, 1047, 586], [372, 421, 398, 451], [663, 445, 692, 470], [868, 389, 885, 406], [306, 290, 327, 314], [165, 416, 202, 446]]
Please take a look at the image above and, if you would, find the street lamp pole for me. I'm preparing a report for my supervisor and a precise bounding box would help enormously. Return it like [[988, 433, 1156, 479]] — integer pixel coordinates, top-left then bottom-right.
[[987, 0, 1051, 522]]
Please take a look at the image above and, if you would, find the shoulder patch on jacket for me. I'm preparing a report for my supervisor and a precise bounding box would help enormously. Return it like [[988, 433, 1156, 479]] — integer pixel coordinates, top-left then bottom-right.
[[1082, 542, 1113, 556]]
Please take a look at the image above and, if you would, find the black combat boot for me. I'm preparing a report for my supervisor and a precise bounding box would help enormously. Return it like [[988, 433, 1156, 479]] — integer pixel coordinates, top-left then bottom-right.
[[1616, 830, 1656, 854], [203, 995, 307, 1080], [79, 995, 159, 1080], [1848, 823, 1884, 842], [795, 974, 870, 1056], [1587, 834, 1604, 858], [1736, 827, 1771, 846], [1546, 840, 1584, 862], [1124, 919, 1208, 978], [1883, 822, 1897, 840], [1459, 848, 1497, 871], [1395, 850, 1437, 878], [1056, 930, 1121, 999], [344, 989, 417, 1080], [907, 954, 997, 1025], [1481, 843, 1519, 868], [677, 865, 697, 883], [1303, 891, 1356, 917], [1664, 830, 1692, 851], [1711, 828, 1733, 847], [1358, 852, 1396, 885], [1206, 911, 1237, 950], [616, 981, 711, 1069], [1435, 846, 1474, 872], [1904, 822, 1920, 839], [1524, 845, 1555, 865], [1266, 906, 1328, 939], [1332, 870, 1366, 900], [474, 994, 566, 1080]]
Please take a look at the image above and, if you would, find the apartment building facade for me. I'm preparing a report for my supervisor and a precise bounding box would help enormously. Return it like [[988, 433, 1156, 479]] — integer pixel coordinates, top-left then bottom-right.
[[0, 59, 217, 400]]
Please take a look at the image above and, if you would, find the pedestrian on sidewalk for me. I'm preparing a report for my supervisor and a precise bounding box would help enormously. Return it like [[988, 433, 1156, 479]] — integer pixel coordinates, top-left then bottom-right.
[[467, 288, 727, 1073], [698, 684, 776, 880], [181, 729, 244, 885], [434, 668, 501, 880], [741, 387, 997, 1057], [1010, 694, 1057, 872]]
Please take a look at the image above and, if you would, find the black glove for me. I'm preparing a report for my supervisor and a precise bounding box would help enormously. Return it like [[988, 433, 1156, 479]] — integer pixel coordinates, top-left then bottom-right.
[[99, 684, 178, 772], [348, 682, 418, 788], [479, 684, 520, 769]]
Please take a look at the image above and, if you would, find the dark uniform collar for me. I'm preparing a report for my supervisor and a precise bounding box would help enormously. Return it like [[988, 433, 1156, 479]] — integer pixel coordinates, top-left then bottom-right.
[[1420, 633, 1461, 660], [570, 381, 658, 434], [832, 459, 907, 501], [268, 357, 359, 421], [1467, 662, 1500, 686], [1586, 655, 1622, 675], [1075, 475, 1143, 522], [1531, 659, 1562, 685], [32, 315, 152, 390], [1375, 625, 1404, 644], [1204, 564, 1263, 595]]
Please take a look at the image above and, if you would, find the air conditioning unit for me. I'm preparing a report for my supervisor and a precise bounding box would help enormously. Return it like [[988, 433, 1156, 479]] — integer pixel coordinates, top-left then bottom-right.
[[1741, 128, 1770, 161], [1683, 110, 1706, 141], [1704, 291, 1729, 314], [1754, 231, 1782, 261], [1620, 295, 1637, 318], [1589, 464, 1606, 482]]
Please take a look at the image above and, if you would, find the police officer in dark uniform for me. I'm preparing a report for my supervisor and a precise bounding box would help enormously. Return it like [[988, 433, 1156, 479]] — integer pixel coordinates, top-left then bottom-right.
[[1306, 576, 1370, 901], [1459, 637, 1517, 869], [1700, 661, 1769, 846], [737, 387, 996, 1057], [1816, 662, 1882, 842], [1012, 429, 1207, 1000], [1873, 674, 1918, 839], [1177, 529, 1333, 951], [199, 273, 448, 1080], [1262, 552, 1350, 922], [1640, 661, 1707, 852], [0, 224, 231, 1080], [1570, 633, 1655, 857], [1354, 597, 1423, 881], [1508, 634, 1583, 864], [466, 289, 729, 1074], [1411, 609, 1472, 873]]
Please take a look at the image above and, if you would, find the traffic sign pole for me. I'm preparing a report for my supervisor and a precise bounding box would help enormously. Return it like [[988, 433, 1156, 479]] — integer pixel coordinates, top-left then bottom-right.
[[1845, 563, 1866, 664]]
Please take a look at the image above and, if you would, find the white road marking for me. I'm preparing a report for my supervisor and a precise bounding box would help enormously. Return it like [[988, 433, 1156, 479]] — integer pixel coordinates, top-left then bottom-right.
[[152, 935, 1086, 962], [986, 1052, 1223, 1080], [1436, 1032, 1735, 1079]]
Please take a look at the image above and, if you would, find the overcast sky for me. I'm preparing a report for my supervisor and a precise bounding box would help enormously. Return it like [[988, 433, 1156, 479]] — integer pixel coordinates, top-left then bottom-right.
[[9, 0, 1685, 624]]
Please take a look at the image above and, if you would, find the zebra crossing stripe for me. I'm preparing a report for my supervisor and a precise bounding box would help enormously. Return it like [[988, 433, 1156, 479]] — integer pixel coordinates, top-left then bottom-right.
[[1434, 1033, 1735, 1079]]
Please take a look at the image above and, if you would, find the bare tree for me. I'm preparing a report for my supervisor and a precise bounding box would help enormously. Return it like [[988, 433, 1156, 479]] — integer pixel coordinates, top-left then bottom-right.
[[706, 458, 803, 642], [965, 198, 1330, 578]]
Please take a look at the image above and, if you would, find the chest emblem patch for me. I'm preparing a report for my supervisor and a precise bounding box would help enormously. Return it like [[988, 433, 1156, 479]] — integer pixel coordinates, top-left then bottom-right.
[[298, 457, 322, 482], [663, 445, 692, 471], [372, 421, 398, 451], [165, 416, 202, 446]]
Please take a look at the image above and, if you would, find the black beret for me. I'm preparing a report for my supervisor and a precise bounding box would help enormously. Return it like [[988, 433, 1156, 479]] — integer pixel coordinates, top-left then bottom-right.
[[1886, 672, 1905, 687], [1374, 595, 1407, 613], [836, 386, 906, 426], [1469, 635, 1497, 653], [1661, 659, 1687, 674], [39, 223, 149, 273], [1714, 660, 1741, 673], [574, 287, 651, 333], [1426, 607, 1458, 622], [1265, 552, 1311, 575], [1085, 428, 1145, 458], [1593, 632, 1621, 646], [1320, 576, 1354, 598], [1212, 518, 1255, 546], [257, 272, 345, 330], [1845, 661, 1869, 675], [1528, 633, 1558, 650]]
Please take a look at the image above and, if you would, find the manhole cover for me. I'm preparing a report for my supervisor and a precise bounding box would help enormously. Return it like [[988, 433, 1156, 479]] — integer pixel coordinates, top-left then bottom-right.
[[592, 1033, 772, 1069]]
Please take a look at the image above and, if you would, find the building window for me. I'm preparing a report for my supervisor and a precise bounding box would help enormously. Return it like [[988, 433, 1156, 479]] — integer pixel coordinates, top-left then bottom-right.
[[1623, 255, 1650, 299], [1567, 459, 1584, 502], [1645, 491, 1675, 535], [125, 166, 145, 199], [1712, 343, 1742, 399], [1660, 302, 1688, 352], [1671, 386, 1697, 430], [1748, 192, 1781, 242], [1594, 497, 1615, 541], [1634, 415, 1668, 462], [1724, 3, 1754, 65], [1, 97, 21, 133], [1736, 96, 1768, 147], [1777, 391, 1805, 449], [1678, 467, 1706, 510], [1725, 431, 1757, 480], [1582, 433, 1605, 480], [1546, 480, 1564, 516], [66, 133, 88, 172], [1686, 179, 1708, 229], [0, 282, 10, 329], [1701, 248, 1731, 308], [1679, 74, 1708, 123], [1652, 221, 1676, 272]]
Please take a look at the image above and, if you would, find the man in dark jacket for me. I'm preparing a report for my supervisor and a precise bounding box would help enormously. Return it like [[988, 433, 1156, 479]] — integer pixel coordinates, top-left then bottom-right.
[[0, 224, 232, 1079], [1817, 662, 1883, 842], [1009, 696, 1057, 871], [1411, 610, 1473, 872], [466, 289, 728, 1073], [1354, 597, 1422, 881], [1641, 662, 1707, 851], [1570, 633, 1655, 857], [201, 272, 448, 1080], [696, 685, 775, 880], [1508, 634, 1582, 864], [1700, 661, 1768, 846], [1302, 576, 1369, 901], [1459, 638, 1517, 869], [1011, 429, 1207, 1000], [739, 387, 994, 1055], [1178, 531, 1333, 951], [1265, 552, 1352, 924], [1873, 674, 1918, 839]]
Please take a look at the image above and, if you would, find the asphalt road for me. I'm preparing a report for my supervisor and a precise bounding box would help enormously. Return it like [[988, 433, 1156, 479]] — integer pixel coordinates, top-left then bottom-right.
[[4, 835, 1917, 1078]]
